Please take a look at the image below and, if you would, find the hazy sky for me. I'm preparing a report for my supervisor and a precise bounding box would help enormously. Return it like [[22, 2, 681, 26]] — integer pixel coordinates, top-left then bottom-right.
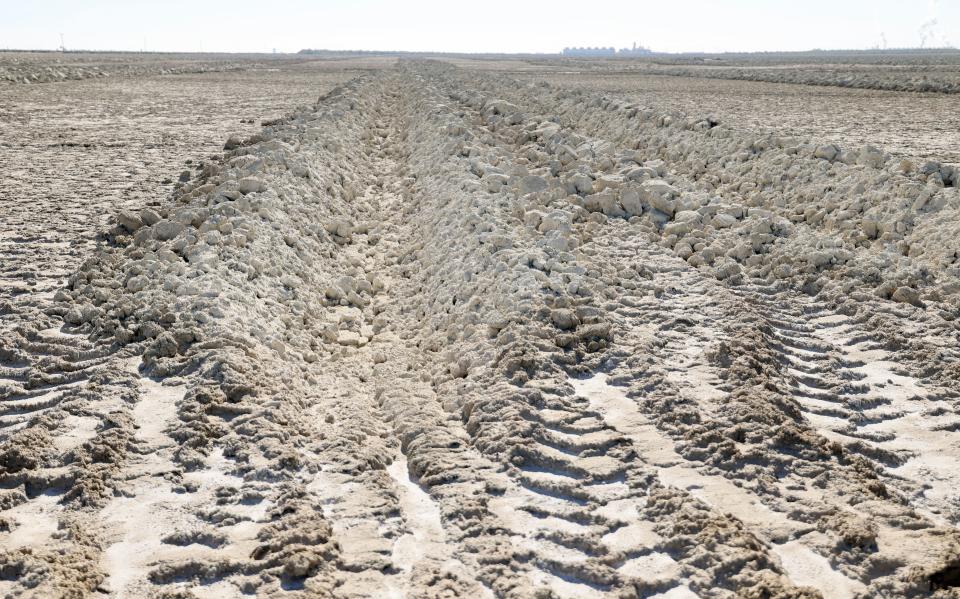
[[2, 0, 957, 54]]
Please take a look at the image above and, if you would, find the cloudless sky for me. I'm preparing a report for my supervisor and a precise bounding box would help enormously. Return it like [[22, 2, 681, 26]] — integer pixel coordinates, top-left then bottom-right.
[[1, 0, 957, 54]]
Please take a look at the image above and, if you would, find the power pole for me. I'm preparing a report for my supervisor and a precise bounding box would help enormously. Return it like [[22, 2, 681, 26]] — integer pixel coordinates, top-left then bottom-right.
[[59, 33, 65, 52]]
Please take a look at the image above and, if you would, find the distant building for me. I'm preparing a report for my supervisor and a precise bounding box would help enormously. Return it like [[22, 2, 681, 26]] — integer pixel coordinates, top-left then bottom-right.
[[562, 43, 652, 57], [562, 46, 615, 57], [618, 42, 653, 56]]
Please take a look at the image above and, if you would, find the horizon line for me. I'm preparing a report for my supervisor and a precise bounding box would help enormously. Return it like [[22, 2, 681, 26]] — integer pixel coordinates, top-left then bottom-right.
[[2, 46, 959, 56]]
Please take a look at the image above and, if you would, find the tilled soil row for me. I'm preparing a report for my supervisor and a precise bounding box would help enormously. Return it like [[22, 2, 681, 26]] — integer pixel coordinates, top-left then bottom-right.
[[625, 64, 960, 96], [0, 54, 310, 86], [1, 62, 959, 598]]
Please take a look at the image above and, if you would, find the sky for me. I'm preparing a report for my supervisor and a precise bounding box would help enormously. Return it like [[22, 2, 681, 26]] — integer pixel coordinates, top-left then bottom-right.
[[1, 0, 957, 54]]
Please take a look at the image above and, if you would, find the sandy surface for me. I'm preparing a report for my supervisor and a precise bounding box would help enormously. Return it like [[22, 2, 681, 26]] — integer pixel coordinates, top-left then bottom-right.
[[0, 57, 385, 307], [1, 54, 959, 598], [510, 71, 960, 164]]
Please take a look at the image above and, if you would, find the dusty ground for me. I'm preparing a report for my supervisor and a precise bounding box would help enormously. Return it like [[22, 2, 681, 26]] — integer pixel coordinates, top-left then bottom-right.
[[528, 50, 960, 94], [0, 56, 388, 311], [532, 71, 960, 163], [0, 51, 321, 84], [1, 54, 959, 599], [478, 68, 960, 164]]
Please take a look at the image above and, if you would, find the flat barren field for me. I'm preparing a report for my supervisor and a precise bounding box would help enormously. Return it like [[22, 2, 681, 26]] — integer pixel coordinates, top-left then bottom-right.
[[1, 53, 959, 598]]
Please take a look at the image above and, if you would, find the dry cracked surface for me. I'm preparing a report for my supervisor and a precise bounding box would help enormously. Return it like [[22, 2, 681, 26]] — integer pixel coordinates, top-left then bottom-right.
[[1, 58, 960, 598]]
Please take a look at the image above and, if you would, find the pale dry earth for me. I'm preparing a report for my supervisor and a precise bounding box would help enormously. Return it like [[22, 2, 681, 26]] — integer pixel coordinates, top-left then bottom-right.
[[528, 51, 960, 94], [0, 52, 324, 84], [514, 71, 960, 164], [0, 56, 389, 312], [1, 55, 959, 599], [453, 65, 960, 164]]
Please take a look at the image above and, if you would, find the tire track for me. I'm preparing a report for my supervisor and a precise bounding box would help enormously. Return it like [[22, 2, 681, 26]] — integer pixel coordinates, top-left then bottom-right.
[[734, 283, 960, 527], [427, 66, 824, 598], [573, 372, 866, 599]]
